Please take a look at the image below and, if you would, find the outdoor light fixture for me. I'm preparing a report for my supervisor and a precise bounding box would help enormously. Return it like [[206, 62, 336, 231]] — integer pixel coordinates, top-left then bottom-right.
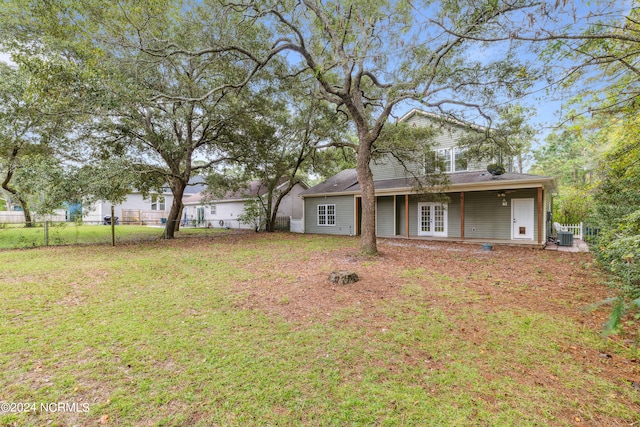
[[497, 191, 506, 198], [502, 199, 508, 206]]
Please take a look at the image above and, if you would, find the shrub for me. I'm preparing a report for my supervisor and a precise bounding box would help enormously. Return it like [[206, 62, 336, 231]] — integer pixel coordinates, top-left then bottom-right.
[[593, 210, 640, 334]]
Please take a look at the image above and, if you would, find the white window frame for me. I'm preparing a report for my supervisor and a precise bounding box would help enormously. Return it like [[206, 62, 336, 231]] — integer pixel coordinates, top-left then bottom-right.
[[428, 147, 468, 173], [417, 202, 448, 237], [317, 204, 336, 226], [436, 148, 452, 173], [454, 147, 468, 172], [210, 204, 217, 215], [151, 195, 166, 211]]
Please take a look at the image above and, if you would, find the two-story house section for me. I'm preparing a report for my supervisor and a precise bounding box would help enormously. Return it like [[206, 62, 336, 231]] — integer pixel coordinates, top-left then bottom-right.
[[300, 109, 557, 246]]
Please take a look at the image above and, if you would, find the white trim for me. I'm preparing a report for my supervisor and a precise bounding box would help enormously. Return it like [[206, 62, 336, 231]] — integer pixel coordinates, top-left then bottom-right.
[[417, 202, 448, 237], [317, 203, 336, 227], [511, 198, 535, 240]]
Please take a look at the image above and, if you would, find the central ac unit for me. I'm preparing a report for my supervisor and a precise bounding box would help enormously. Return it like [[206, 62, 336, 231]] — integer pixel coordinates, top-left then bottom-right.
[[557, 231, 573, 247]]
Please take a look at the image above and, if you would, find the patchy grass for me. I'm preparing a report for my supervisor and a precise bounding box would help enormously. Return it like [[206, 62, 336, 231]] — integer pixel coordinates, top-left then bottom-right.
[[0, 233, 638, 426]]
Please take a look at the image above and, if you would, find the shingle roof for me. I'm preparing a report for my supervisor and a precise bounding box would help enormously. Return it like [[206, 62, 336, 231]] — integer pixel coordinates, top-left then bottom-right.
[[301, 169, 556, 196], [183, 180, 269, 204], [184, 180, 308, 204], [299, 169, 359, 196]]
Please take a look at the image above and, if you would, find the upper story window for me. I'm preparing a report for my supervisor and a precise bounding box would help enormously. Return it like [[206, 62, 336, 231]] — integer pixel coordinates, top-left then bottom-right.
[[428, 147, 468, 173], [151, 195, 165, 211], [454, 147, 468, 172], [436, 148, 452, 173]]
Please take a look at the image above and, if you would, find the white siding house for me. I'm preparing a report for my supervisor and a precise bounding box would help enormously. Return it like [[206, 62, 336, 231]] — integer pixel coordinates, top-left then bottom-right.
[[183, 180, 307, 229]]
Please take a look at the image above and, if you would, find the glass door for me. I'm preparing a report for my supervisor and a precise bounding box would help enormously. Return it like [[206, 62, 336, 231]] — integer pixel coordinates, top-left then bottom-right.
[[418, 203, 447, 237]]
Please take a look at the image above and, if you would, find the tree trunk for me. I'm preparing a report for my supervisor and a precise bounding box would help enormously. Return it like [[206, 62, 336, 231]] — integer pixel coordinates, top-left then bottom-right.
[[175, 202, 184, 232], [266, 183, 295, 232], [2, 170, 33, 228], [165, 180, 186, 239], [356, 142, 377, 255], [18, 198, 33, 228]]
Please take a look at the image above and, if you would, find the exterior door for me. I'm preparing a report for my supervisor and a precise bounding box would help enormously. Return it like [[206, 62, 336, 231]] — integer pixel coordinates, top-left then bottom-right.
[[196, 206, 205, 226], [418, 203, 447, 237], [512, 198, 534, 239]]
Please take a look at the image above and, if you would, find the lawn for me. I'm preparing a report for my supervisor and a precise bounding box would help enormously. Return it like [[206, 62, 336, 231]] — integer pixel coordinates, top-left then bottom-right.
[[0, 233, 638, 426], [0, 223, 227, 249]]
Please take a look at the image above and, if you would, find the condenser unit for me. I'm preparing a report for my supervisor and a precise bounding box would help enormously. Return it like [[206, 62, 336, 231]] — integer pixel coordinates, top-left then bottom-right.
[[557, 231, 574, 247]]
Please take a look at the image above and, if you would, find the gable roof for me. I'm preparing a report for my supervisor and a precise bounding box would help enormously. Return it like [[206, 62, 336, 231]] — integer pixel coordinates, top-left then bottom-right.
[[300, 169, 557, 197]]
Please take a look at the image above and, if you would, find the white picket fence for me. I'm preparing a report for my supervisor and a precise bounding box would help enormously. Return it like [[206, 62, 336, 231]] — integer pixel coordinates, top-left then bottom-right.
[[559, 222, 583, 240]]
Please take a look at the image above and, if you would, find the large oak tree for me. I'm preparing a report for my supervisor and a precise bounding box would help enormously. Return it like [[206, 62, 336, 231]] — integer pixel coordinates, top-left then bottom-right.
[[248, 0, 553, 255]]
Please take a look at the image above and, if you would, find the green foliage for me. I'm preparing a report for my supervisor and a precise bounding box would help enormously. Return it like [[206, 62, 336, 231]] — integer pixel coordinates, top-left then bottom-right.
[[237, 198, 265, 231], [459, 105, 536, 173], [553, 186, 592, 225], [10, 155, 69, 214], [594, 229, 640, 335], [1, 0, 277, 238], [530, 126, 598, 189]]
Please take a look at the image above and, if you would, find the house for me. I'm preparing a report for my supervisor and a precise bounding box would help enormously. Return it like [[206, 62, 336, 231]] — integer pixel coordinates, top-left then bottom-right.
[[182, 180, 307, 229], [300, 109, 557, 246], [81, 177, 207, 225], [82, 188, 175, 224]]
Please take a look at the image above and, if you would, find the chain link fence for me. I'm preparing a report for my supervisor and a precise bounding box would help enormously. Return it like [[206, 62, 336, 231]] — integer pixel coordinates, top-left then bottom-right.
[[0, 219, 245, 250]]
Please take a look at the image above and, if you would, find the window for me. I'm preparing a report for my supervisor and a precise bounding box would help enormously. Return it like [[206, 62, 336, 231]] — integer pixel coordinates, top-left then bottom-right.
[[454, 147, 468, 172], [436, 148, 452, 172], [210, 204, 217, 215], [428, 147, 468, 173], [318, 204, 336, 226], [151, 195, 165, 211]]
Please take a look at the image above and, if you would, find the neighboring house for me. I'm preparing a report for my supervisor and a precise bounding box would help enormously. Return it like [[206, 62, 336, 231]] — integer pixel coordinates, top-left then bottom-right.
[[82, 188, 175, 224], [82, 177, 207, 225], [182, 180, 307, 229], [300, 109, 557, 246]]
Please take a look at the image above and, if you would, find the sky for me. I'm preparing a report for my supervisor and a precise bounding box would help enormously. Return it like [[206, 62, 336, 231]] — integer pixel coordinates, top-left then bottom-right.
[[0, 52, 14, 65], [0, 1, 630, 162]]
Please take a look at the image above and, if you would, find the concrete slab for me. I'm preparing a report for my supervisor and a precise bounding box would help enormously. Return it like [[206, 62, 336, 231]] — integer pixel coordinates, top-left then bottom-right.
[[545, 238, 590, 253]]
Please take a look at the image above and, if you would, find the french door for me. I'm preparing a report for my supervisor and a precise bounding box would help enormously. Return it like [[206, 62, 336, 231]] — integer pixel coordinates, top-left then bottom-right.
[[418, 203, 447, 237]]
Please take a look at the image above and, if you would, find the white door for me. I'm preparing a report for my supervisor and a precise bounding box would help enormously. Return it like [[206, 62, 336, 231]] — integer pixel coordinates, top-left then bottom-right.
[[512, 199, 534, 240], [418, 203, 447, 237]]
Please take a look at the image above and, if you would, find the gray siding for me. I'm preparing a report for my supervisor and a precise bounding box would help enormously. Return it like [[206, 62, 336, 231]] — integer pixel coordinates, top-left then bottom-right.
[[376, 196, 395, 237], [370, 155, 421, 181], [304, 196, 355, 235], [447, 193, 461, 238], [377, 188, 548, 241], [396, 196, 407, 236], [408, 196, 419, 236], [387, 189, 541, 240], [463, 188, 539, 240], [371, 114, 486, 182]]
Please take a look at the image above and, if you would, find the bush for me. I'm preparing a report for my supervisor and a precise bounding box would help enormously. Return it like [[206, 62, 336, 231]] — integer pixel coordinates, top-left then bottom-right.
[[593, 210, 640, 334]]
